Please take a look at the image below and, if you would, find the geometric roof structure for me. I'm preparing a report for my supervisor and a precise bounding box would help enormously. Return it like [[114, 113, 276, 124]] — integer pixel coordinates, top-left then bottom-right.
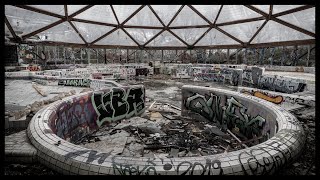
[[5, 5, 315, 49]]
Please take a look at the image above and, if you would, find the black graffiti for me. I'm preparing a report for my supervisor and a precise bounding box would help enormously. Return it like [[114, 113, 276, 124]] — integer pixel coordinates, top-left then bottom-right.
[[58, 79, 91, 87], [185, 93, 266, 139], [65, 149, 112, 164], [176, 159, 223, 175], [238, 131, 296, 175], [92, 87, 145, 127], [257, 75, 306, 94], [112, 157, 158, 175]]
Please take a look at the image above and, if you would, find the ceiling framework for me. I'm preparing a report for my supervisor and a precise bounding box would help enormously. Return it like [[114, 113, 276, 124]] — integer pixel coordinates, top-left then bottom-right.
[[5, 5, 315, 49]]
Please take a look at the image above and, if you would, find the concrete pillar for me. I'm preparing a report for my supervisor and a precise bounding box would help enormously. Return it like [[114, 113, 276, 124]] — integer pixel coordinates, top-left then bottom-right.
[[63, 46, 66, 64], [126, 49, 129, 63], [96, 49, 98, 64], [104, 48, 106, 64], [244, 48, 247, 65], [161, 50, 163, 62]]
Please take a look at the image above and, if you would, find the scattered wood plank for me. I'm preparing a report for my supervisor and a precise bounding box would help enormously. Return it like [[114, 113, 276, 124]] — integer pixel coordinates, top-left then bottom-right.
[[32, 83, 47, 97], [226, 129, 249, 148]]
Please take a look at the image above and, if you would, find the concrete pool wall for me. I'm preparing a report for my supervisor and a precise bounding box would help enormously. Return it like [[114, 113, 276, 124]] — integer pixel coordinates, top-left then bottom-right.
[[27, 85, 305, 175]]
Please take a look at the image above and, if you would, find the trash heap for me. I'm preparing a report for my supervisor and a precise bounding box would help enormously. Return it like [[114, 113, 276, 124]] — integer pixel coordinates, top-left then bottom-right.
[[75, 102, 260, 158]]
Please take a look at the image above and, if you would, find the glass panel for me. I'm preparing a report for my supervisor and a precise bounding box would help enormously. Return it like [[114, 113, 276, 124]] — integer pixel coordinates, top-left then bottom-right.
[[37, 22, 84, 44], [5, 23, 13, 37], [112, 5, 141, 24], [151, 5, 181, 26], [171, 28, 208, 45], [277, 8, 315, 33], [170, 6, 208, 26], [272, 5, 304, 14], [195, 28, 240, 46], [252, 5, 270, 13], [94, 29, 137, 46], [72, 21, 115, 43], [146, 30, 185, 47], [74, 5, 117, 24], [192, 5, 221, 23], [125, 6, 162, 27], [219, 20, 265, 42], [125, 28, 162, 45], [28, 5, 65, 16], [251, 20, 313, 44], [5, 5, 59, 36], [67, 5, 87, 15], [216, 5, 261, 23]]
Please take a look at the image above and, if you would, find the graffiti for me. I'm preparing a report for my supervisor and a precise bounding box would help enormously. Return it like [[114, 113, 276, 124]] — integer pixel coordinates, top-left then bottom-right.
[[58, 79, 91, 87], [65, 149, 112, 164], [92, 87, 145, 127], [185, 93, 266, 139], [258, 75, 306, 94], [112, 156, 158, 175], [238, 130, 297, 175], [136, 68, 149, 76], [225, 97, 266, 139], [27, 65, 41, 71], [52, 94, 97, 141], [176, 159, 223, 175]]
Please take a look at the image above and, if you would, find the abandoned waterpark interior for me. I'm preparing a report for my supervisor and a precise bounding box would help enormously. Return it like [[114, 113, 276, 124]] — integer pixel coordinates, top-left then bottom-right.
[[4, 5, 316, 175]]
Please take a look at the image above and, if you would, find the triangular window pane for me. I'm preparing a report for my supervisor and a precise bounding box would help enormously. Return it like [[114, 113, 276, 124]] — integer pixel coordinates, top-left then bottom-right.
[[72, 21, 114, 43], [146, 31, 185, 47], [67, 5, 87, 15], [251, 20, 313, 44], [74, 5, 117, 24], [125, 28, 162, 45], [219, 20, 265, 42], [28, 5, 65, 16], [151, 5, 181, 26], [216, 5, 261, 24], [252, 5, 270, 13], [192, 5, 221, 23], [112, 5, 141, 24], [277, 8, 315, 33], [95, 29, 137, 46], [125, 6, 162, 27], [37, 22, 84, 44], [5, 23, 13, 37], [195, 28, 240, 46], [5, 5, 59, 36], [273, 5, 304, 14], [171, 28, 208, 45], [170, 6, 208, 26]]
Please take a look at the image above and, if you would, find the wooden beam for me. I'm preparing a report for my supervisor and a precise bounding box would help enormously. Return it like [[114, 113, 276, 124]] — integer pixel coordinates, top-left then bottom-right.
[[167, 29, 189, 46], [166, 25, 210, 29], [269, 5, 273, 19], [167, 5, 185, 27], [143, 29, 165, 46], [14, 5, 65, 19], [244, 5, 269, 17], [68, 21, 88, 45], [248, 20, 268, 44], [272, 5, 314, 18], [4, 16, 18, 40], [90, 27, 118, 45], [64, 5, 68, 18], [110, 5, 120, 25], [70, 18, 117, 27], [216, 16, 265, 26], [188, 5, 212, 25], [213, 5, 223, 25], [148, 5, 166, 27], [68, 5, 94, 18], [123, 25, 163, 29], [215, 26, 243, 44], [121, 5, 146, 25]]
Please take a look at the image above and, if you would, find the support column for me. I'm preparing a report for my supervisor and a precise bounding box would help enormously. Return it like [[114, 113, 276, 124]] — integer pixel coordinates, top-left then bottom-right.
[[227, 49, 230, 64], [161, 50, 163, 62], [244, 48, 247, 65], [96, 49, 98, 64], [126, 49, 129, 63], [281, 47, 285, 66], [87, 48, 90, 64], [236, 49, 238, 64], [104, 48, 106, 64], [306, 45, 310, 67], [63, 47, 66, 64]]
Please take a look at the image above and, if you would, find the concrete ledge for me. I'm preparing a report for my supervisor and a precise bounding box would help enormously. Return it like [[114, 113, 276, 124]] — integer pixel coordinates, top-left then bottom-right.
[[5, 130, 38, 163], [27, 85, 305, 175]]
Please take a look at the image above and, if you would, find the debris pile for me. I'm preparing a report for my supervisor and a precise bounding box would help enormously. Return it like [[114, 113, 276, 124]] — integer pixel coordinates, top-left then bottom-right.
[[75, 102, 259, 158]]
